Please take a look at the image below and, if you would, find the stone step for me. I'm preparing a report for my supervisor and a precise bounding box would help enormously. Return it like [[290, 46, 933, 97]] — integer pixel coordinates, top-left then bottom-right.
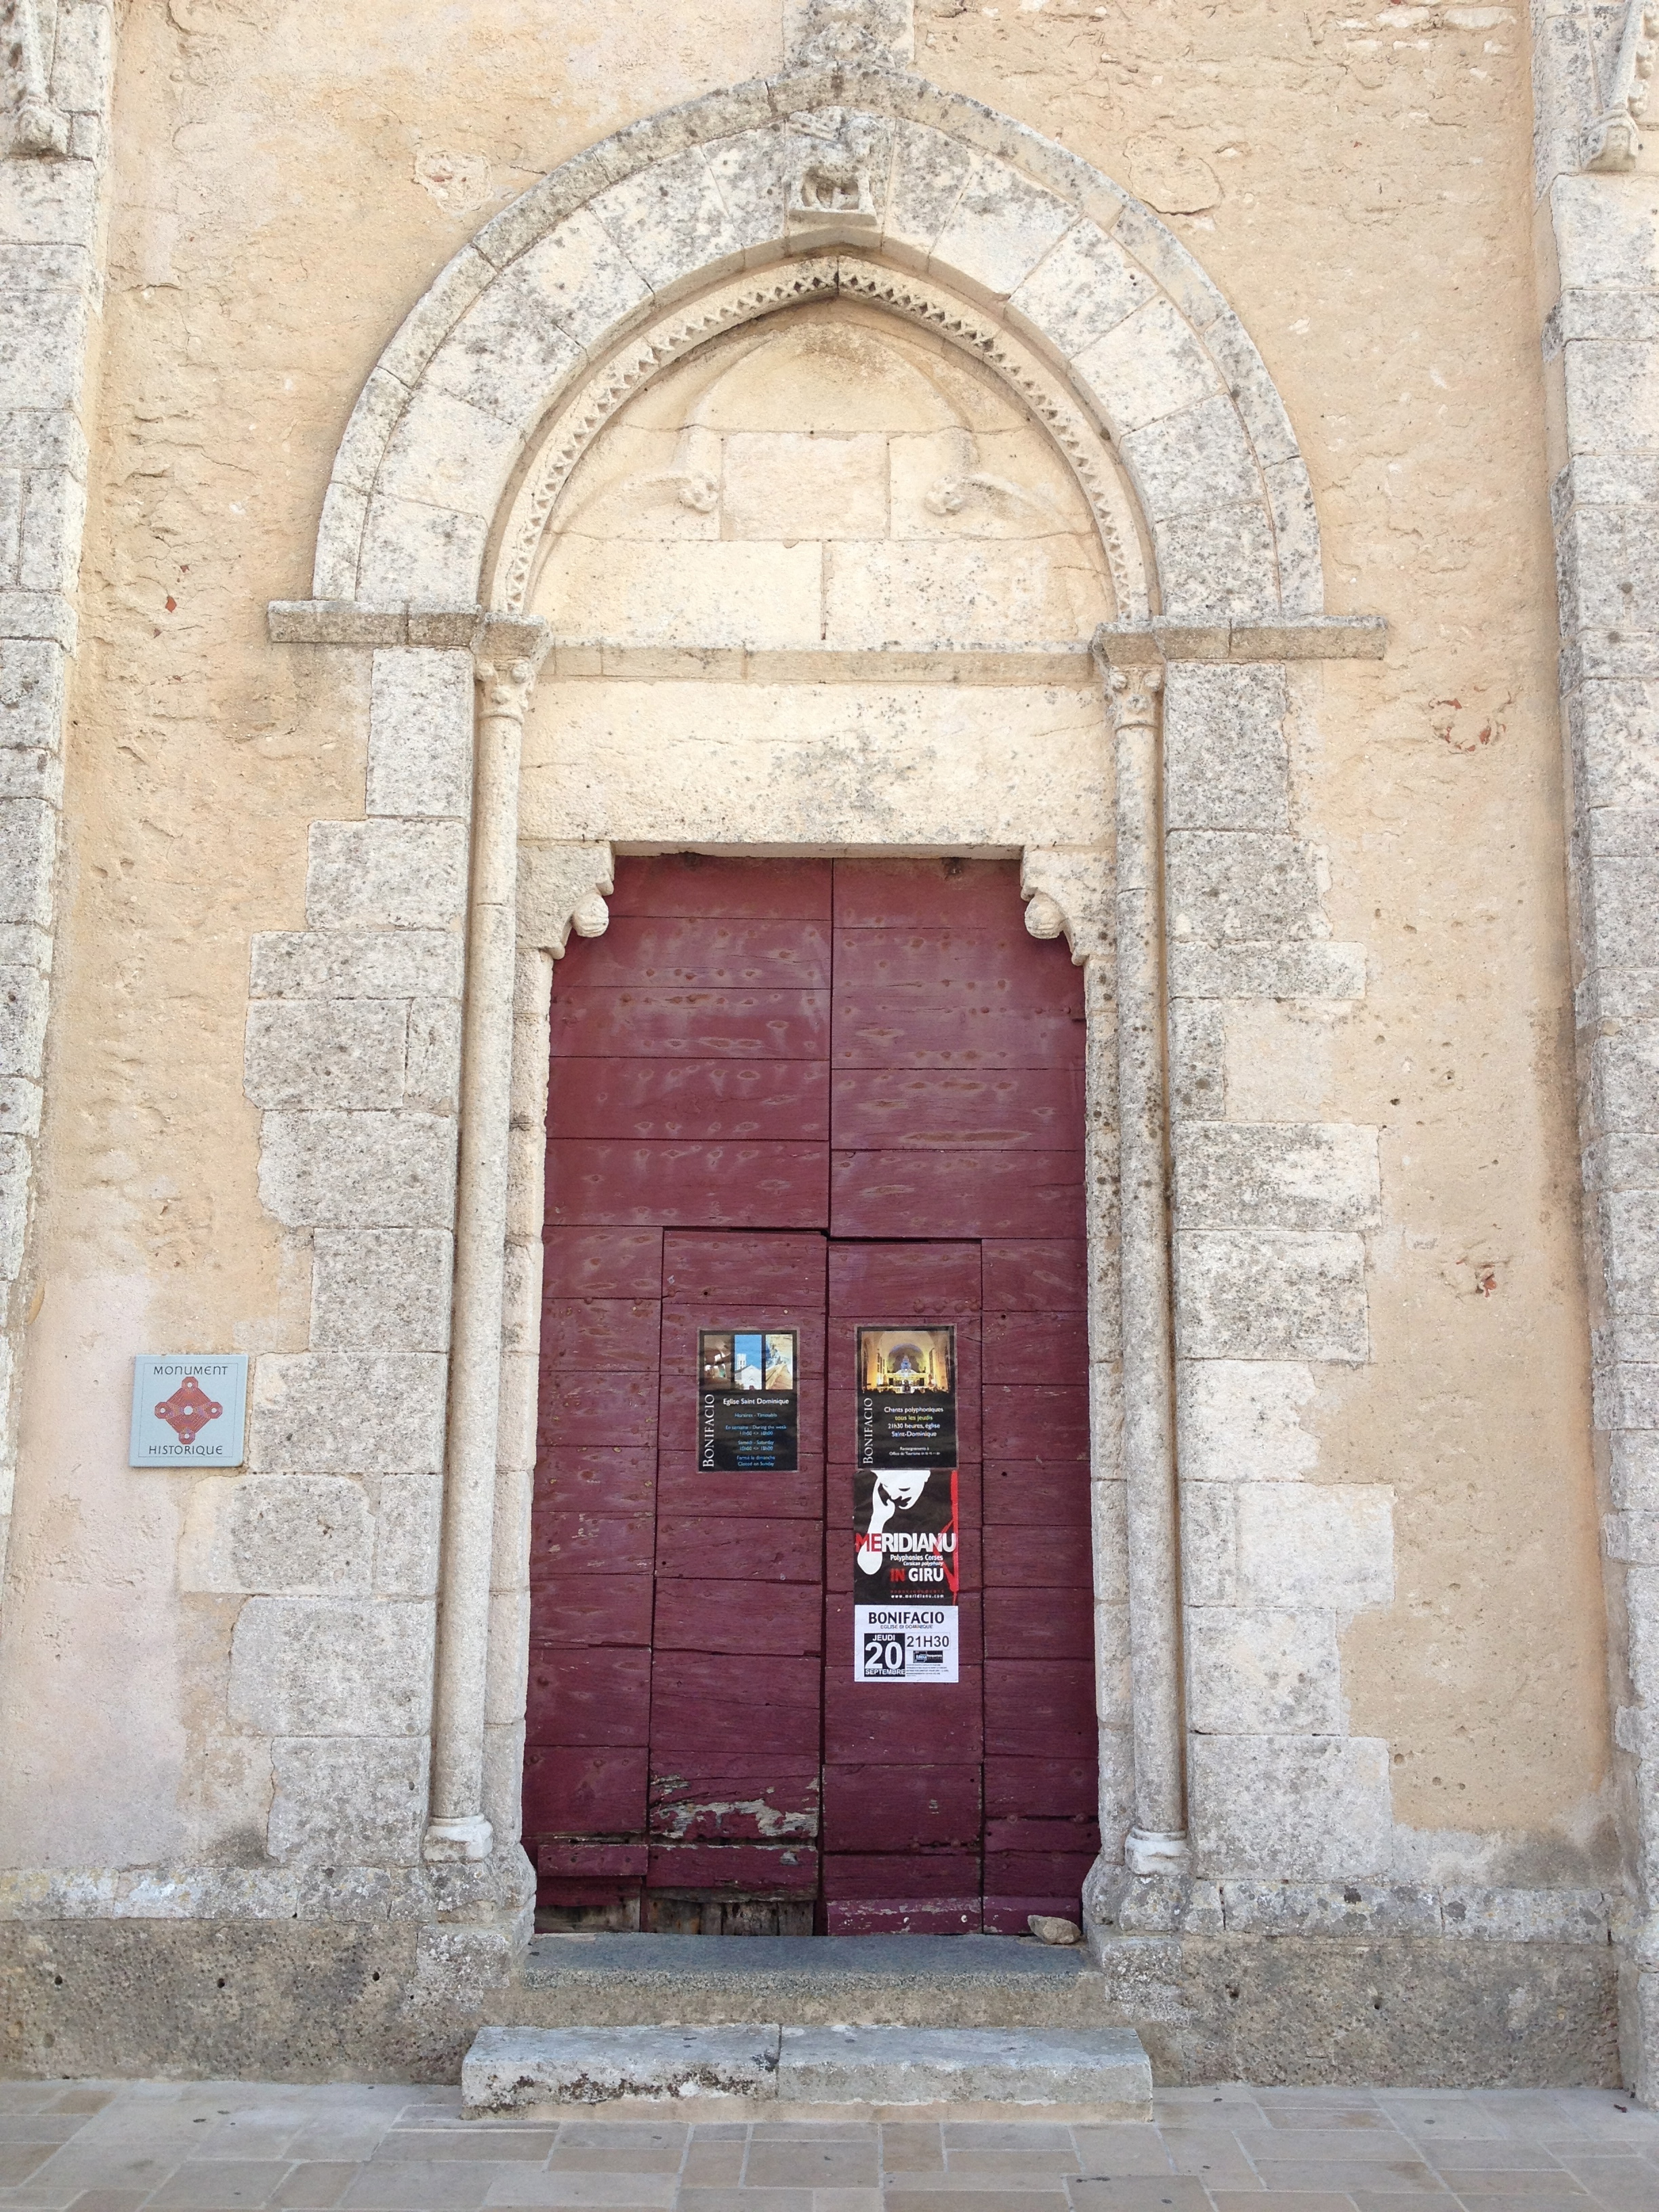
[[463, 2022, 1152, 2116]]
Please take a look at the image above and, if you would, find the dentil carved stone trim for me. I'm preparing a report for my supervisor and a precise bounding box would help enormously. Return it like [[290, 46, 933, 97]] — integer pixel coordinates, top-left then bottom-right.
[[491, 254, 1149, 623]]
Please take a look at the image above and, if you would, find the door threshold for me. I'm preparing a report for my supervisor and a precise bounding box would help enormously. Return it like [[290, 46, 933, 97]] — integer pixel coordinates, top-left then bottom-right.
[[524, 1931, 1093, 1980]]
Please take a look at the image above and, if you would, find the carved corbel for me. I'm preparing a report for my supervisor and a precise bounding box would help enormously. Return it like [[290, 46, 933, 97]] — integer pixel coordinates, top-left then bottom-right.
[[517, 842, 616, 958], [784, 0, 914, 70], [1020, 851, 1113, 966], [1585, 0, 1658, 170], [3, 0, 68, 157]]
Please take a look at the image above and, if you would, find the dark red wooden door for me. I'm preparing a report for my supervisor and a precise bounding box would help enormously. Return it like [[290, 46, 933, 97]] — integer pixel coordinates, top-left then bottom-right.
[[527, 857, 1097, 1935]]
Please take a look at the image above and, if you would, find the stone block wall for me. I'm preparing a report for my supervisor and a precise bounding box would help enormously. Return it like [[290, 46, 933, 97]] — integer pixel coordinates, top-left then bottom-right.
[[229, 647, 470, 1872], [0, 0, 113, 1584], [1162, 662, 1392, 1881]]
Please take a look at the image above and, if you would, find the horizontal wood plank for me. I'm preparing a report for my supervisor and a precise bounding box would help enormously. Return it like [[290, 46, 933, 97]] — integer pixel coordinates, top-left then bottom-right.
[[981, 1309, 1090, 1385], [821, 1763, 982, 1851], [647, 1843, 819, 1894], [551, 987, 829, 1061], [830, 1150, 1085, 1239], [832, 1066, 1084, 1151], [980, 1526, 1094, 1593], [982, 1460, 1091, 1526], [535, 1448, 656, 1517], [982, 1584, 1094, 1656], [538, 1372, 659, 1452], [655, 1514, 822, 1584], [821, 1851, 981, 1900], [984, 1660, 1095, 1757], [529, 1574, 654, 1647], [827, 1241, 981, 1313], [649, 1763, 819, 1843], [652, 1578, 822, 1656], [543, 1226, 663, 1299], [551, 1059, 830, 1143], [983, 1755, 1099, 1820], [981, 1382, 1092, 1461], [541, 1297, 661, 1371], [832, 991, 1085, 1070], [522, 1744, 649, 1838], [833, 858, 1023, 931], [981, 1238, 1088, 1311], [550, 1140, 830, 1229], [825, 1898, 981, 1934], [611, 855, 834, 920], [662, 1230, 828, 1302], [527, 1646, 651, 1746], [561, 916, 832, 991]]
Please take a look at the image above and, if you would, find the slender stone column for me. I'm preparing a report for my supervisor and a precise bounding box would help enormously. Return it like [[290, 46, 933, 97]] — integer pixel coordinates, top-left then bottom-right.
[[1097, 647, 1188, 1872], [424, 617, 551, 1862]]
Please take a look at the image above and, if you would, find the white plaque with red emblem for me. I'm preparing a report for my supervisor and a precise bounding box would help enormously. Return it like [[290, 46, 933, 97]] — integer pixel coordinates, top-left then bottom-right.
[[129, 1353, 249, 1467]]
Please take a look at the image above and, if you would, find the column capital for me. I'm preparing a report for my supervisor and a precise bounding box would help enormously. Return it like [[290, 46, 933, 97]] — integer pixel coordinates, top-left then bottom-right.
[[1095, 655, 1164, 736], [472, 616, 552, 722]]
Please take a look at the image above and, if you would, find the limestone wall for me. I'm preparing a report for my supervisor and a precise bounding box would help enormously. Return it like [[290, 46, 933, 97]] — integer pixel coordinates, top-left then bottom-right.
[[0, 0, 1618, 2039]]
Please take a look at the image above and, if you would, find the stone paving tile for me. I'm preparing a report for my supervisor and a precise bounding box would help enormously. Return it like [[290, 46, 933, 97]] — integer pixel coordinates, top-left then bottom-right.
[[485, 2177, 677, 2208], [146, 2160, 296, 2208], [677, 2192, 813, 2212], [371, 2136, 557, 2166], [743, 2146, 877, 2190], [1252, 2163, 1448, 2196], [1069, 2128, 1172, 2177], [885, 2194, 1069, 2212], [1154, 2129, 1264, 2181], [878, 2179, 1069, 2196], [945, 2151, 1084, 2175], [545, 2152, 682, 2175], [677, 2148, 743, 2188], [340, 2160, 517, 2208], [266, 2167, 358, 2208], [1211, 2198, 1359, 2212], [875, 2131, 942, 2176], [1065, 2182, 1214, 2211]]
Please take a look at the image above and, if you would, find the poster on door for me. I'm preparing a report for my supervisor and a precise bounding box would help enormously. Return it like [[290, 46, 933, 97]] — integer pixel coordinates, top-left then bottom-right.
[[855, 1326, 956, 1469], [853, 1326, 959, 1684], [698, 1330, 798, 1471]]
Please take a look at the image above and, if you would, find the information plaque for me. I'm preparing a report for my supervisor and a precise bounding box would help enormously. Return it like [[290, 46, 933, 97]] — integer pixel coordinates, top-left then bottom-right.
[[129, 1353, 249, 1468]]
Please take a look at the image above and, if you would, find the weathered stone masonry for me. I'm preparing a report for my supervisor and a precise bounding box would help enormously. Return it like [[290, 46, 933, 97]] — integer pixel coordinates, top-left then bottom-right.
[[0, 0, 111, 1584]]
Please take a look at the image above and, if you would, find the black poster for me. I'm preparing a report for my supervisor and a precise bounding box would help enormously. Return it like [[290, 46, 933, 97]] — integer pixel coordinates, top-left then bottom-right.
[[697, 1330, 799, 1471], [855, 1325, 956, 1470]]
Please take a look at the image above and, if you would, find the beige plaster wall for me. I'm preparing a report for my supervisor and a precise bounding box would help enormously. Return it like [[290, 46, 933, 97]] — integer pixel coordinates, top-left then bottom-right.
[[0, 0, 1610, 1883]]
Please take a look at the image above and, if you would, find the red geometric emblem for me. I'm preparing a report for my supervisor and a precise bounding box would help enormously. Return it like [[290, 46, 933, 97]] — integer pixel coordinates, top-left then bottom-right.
[[154, 1375, 223, 1445]]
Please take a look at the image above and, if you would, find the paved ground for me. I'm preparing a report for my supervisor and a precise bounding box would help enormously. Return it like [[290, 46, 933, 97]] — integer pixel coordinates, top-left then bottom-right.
[[0, 2081, 1654, 2212]]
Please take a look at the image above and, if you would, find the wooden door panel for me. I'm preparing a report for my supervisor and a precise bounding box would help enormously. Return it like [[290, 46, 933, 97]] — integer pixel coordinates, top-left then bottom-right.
[[549, 1139, 830, 1229], [532, 855, 1097, 1931], [663, 1229, 828, 1302], [983, 1461, 1091, 1525], [821, 1764, 982, 1850], [560, 916, 833, 990], [983, 1584, 1094, 1659], [982, 1309, 1090, 1382], [833, 857, 1027, 929], [611, 854, 834, 919], [653, 1578, 821, 1656], [550, 1059, 830, 1143], [651, 1761, 820, 1843], [983, 1754, 1097, 1820], [648, 1842, 819, 1894], [831, 1066, 1085, 1149], [539, 1371, 659, 1451], [832, 926, 1086, 997], [980, 1237, 1088, 1311], [541, 1297, 663, 1370], [529, 1511, 655, 1578], [831, 992, 1087, 1069], [830, 1149, 1085, 1238], [523, 1744, 648, 1837], [544, 1225, 664, 1298], [827, 1240, 981, 1311], [535, 1447, 656, 1515], [654, 1515, 821, 1584], [550, 987, 830, 1061], [531, 1576, 655, 1648], [527, 1646, 652, 1746]]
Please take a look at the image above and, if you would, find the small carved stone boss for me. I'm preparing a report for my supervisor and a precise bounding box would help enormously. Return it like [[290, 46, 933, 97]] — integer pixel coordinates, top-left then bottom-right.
[[129, 1353, 249, 1467]]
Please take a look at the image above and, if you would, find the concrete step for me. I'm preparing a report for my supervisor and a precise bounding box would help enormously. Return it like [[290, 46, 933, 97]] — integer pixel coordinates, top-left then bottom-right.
[[463, 2022, 1152, 2116]]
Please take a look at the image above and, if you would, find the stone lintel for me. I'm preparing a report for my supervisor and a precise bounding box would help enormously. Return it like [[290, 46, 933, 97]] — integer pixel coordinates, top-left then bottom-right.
[[1094, 617, 1387, 665]]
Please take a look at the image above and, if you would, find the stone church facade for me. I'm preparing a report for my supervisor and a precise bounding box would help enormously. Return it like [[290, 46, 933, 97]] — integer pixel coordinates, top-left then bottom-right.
[[0, 0, 1656, 2091]]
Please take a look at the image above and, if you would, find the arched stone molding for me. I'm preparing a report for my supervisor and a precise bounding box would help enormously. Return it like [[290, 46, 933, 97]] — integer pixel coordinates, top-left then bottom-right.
[[251, 63, 1405, 1951], [310, 68, 1324, 627]]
